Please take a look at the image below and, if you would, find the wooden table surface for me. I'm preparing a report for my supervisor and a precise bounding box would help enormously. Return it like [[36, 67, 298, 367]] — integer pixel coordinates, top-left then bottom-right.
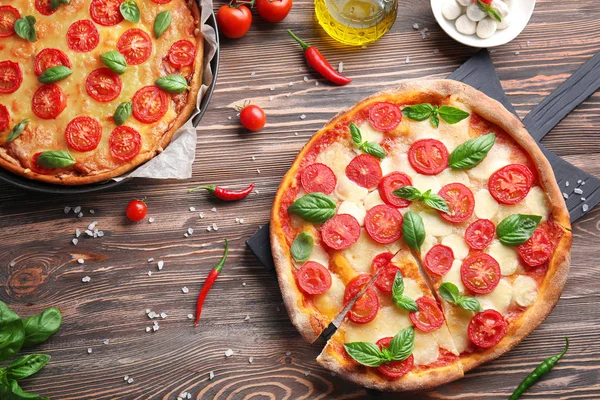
[[2, 0, 600, 398]]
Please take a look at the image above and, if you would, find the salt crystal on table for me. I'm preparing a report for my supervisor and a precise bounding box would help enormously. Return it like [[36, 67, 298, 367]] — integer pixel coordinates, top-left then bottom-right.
[[157, 261, 164, 270], [338, 62, 343, 73], [244, 315, 250, 321], [583, 204, 589, 212], [199, 212, 205, 219], [75, 229, 81, 237], [9, 261, 15, 267], [189, 207, 196, 212], [103, 339, 109, 345], [89, 209, 95, 214], [146, 327, 151, 332], [248, 357, 253, 363], [211, 207, 217, 212], [127, 378, 134, 384], [77, 212, 83, 218], [74, 206, 81, 213], [303, 76, 308, 82], [270, 87, 275, 91], [124, 376, 129, 381], [64, 206, 71, 213], [515, 51, 520, 56], [148, 258, 154, 263], [82, 276, 90, 283], [413, 23, 420, 29], [148, 217, 155, 223], [148, 271, 152, 277], [565, 181, 569, 187], [300, 114, 306, 120], [182, 287, 189, 294], [209, 371, 215, 380], [405, 56, 410, 64], [188, 314, 193, 319], [315, 81, 319, 86], [563, 193, 569, 199], [224, 349, 233, 357], [87, 348, 92, 354], [288, 82, 293, 86], [574, 188, 583, 194], [160, 312, 167, 319], [188, 228, 194, 235]]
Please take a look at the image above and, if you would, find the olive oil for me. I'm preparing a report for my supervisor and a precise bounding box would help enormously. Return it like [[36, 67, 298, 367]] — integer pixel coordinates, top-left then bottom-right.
[[314, 0, 397, 46]]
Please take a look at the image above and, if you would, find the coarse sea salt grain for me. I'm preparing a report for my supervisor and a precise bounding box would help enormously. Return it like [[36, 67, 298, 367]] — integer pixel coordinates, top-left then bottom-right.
[[78, 258, 84, 264], [82, 276, 91, 283], [413, 23, 420, 29], [127, 378, 134, 384], [182, 286, 189, 294], [103, 339, 109, 345], [249, 357, 254, 363], [563, 193, 569, 199], [244, 315, 250, 321], [288, 82, 293, 86], [188, 314, 194, 319], [90, 209, 95, 214], [211, 207, 217, 212], [124, 375, 129, 381], [405, 56, 410, 63], [64, 206, 71, 213], [300, 114, 306, 120], [565, 181, 570, 187], [160, 312, 167, 319], [189, 206, 196, 212], [199, 212, 205, 219], [74, 206, 82, 214], [213, 223, 218, 230], [303, 76, 308, 82], [583, 204, 589, 212], [157, 261, 164, 270], [209, 371, 215, 380], [9, 261, 15, 267], [574, 188, 583, 195], [338, 62, 343, 73], [148, 217, 155, 223], [87, 348, 92, 354], [75, 229, 81, 237], [77, 212, 83, 218], [225, 349, 233, 357], [188, 228, 194, 235], [146, 327, 151, 332], [257, 169, 261, 174], [148, 271, 152, 277]]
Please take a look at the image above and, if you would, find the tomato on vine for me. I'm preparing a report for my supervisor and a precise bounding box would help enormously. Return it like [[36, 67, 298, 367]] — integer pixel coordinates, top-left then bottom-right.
[[239, 104, 266, 131], [256, 0, 292, 22], [216, 3, 252, 39], [126, 199, 148, 222]]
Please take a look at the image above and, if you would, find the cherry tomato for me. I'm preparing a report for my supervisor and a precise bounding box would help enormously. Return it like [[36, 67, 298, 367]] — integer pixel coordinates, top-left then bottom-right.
[[517, 228, 552, 267], [151, 0, 172, 3], [0, 61, 22, 94], [126, 199, 147, 222], [365, 204, 403, 244], [438, 183, 474, 223], [109, 126, 142, 161], [90, 0, 124, 26], [67, 20, 100, 52], [378, 172, 412, 208], [468, 309, 507, 348], [408, 139, 449, 175], [34, 48, 71, 76], [409, 297, 445, 332], [321, 214, 360, 250], [168, 40, 197, 68], [300, 163, 336, 194], [460, 253, 500, 294], [216, 5, 252, 39], [0, 6, 21, 37], [345, 154, 382, 189], [0, 105, 9, 132], [65, 116, 102, 152], [475, 0, 493, 4], [32, 84, 66, 120], [35, 0, 56, 16], [343, 274, 372, 304], [465, 219, 495, 250], [86, 68, 122, 102], [371, 252, 398, 294], [344, 274, 380, 324], [256, 0, 292, 23], [132, 86, 169, 123], [295, 261, 332, 295], [424, 244, 454, 276], [489, 164, 534, 205], [239, 104, 266, 131], [31, 152, 54, 175], [375, 337, 414, 379], [369, 102, 402, 132], [118, 29, 153, 65]]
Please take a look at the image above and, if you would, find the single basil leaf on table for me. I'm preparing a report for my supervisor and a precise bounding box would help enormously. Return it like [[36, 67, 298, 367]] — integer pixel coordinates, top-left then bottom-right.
[[22, 308, 62, 348], [7, 355, 50, 380], [349, 122, 362, 145], [14, 16, 37, 42], [7, 119, 29, 143], [359, 142, 386, 159], [401, 103, 434, 121], [120, 0, 140, 23], [155, 74, 189, 93], [422, 191, 450, 213], [496, 214, 542, 246], [402, 211, 425, 251], [114, 101, 132, 126], [393, 186, 423, 201], [387, 326, 415, 361], [343, 342, 385, 367], [290, 232, 314, 263], [448, 133, 496, 170], [36, 151, 75, 169], [287, 192, 336, 224], [0, 301, 25, 362], [100, 51, 127, 75], [38, 66, 72, 84], [457, 296, 483, 312], [439, 282, 460, 304], [154, 10, 172, 38]]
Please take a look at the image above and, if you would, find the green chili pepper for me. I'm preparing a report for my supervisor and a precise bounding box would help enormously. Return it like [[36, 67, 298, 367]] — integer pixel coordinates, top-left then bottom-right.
[[509, 337, 569, 399]]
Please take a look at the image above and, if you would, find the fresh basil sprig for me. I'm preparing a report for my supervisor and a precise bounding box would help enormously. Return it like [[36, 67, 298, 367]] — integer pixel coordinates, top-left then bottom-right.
[[393, 186, 450, 213], [22, 308, 62, 347], [38, 65, 72, 84], [120, 0, 140, 23], [402, 211, 425, 251], [291, 232, 314, 263], [36, 150, 76, 169], [448, 133, 495, 170], [6, 119, 29, 143], [496, 214, 542, 246], [392, 272, 418, 312], [154, 10, 172, 38], [100, 51, 127, 75], [114, 101, 132, 126], [6, 354, 50, 380], [439, 282, 482, 312], [344, 326, 415, 367], [155, 74, 189, 93], [349, 122, 386, 159], [288, 193, 336, 224], [0, 302, 24, 362], [50, 0, 71, 10], [402, 103, 470, 128], [14, 16, 37, 42], [478, 0, 502, 22]]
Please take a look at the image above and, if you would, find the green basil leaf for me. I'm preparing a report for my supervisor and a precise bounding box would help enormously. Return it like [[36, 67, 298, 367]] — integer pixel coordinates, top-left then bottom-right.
[[402, 211, 425, 251], [359, 142, 386, 159], [50, 0, 70, 11], [120, 0, 140, 23], [22, 308, 62, 348], [402, 103, 433, 121], [422, 192, 450, 213], [387, 326, 415, 361], [14, 16, 37, 42], [496, 214, 542, 246], [114, 101, 132, 126], [438, 105, 470, 124], [393, 186, 422, 201], [155, 74, 189, 93], [100, 51, 127, 75], [392, 272, 418, 311], [8, 379, 41, 400], [7, 355, 50, 380], [391, 271, 404, 297], [479, 1, 502, 22], [291, 232, 314, 263], [6, 119, 29, 143], [448, 133, 496, 170], [154, 10, 172, 38], [344, 342, 385, 367], [456, 296, 483, 312], [0, 302, 24, 362], [36, 151, 75, 169], [430, 112, 439, 128], [439, 282, 460, 304], [349, 122, 362, 145], [288, 193, 336, 224], [38, 65, 72, 84]]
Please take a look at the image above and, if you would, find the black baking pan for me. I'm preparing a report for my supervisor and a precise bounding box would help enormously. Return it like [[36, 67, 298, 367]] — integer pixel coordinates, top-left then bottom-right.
[[0, 10, 220, 195]]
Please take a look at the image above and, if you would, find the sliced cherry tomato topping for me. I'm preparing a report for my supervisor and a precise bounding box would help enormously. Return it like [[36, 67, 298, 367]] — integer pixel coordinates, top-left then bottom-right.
[[132, 86, 169, 124], [151, 0, 172, 3], [67, 20, 100, 52], [424, 244, 454, 276], [0, 6, 21, 37], [343, 274, 372, 304], [465, 219, 495, 250], [321, 214, 360, 250], [86, 68, 122, 102], [438, 183, 475, 223], [31, 152, 54, 175], [117, 29, 153, 65], [488, 164, 534, 205], [65, 116, 102, 152], [517, 228, 552, 267], [468, 309, 507, 349], [34, 48, 71, 76], [379, 172, 412, 208], [35, 0, 56, 16], [32, 84, 66, 120], [109, 126, 142, 162], [460, 253, 500, 294], [90, 0, 124, 26], [408, 139, 449, 175], [371, 252, 396, 293], [300, 163, 336, 194], [368, 102, 402, 132], [365, 204, 403, 244], [375, 337, 414, 379], [409, 297, 445, 332], [345, 154, 382, 189], [168, 40, 197, 68], [0, 61, 22, 94], [344, 274, 380, 324], [0, 105, 9, 132], [295, 261, 332, 295]]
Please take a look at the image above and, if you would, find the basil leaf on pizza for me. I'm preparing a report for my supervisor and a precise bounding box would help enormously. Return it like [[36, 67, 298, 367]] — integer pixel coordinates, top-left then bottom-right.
[[394, 186, 423, 201], [155, 75, 190, 93], [291, 232, 314, 263], [38, 66, 72, 84], [387, 326, 415, 361], [114, 102, 133, 126], [402, 103, 434, 121], [439, 282, 482, 312], [288, 193, 336, 224], [437, 106, 470, 124], [50, 0, 70, 10], [457, 296, 483, 312], [448, 133, 496, 170], [343, 342, 386, 367], [402, 211, 425, 251], [7, 120, 29, 143], [393, 187, 449, 213], [350, 122, 362, 145], [100, 51, 128, 75], [344, 326, 415, 367], [36, 151, 76, 169], [154, 10, 172, 38], [349, 123, 386, 159], [15, 16, 37, 43], [430, 112, 440, 128], [497, 214, 542, 246], [392, 272, 418, 312], [120, 0, 141, 23]]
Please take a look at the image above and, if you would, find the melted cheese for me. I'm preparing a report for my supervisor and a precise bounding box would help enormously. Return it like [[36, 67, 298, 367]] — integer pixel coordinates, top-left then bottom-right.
[[432, 323, 460, 355], [525, 186, 550, 222], [474, 189, 499, 219], [307, 242, 330, 268], [467, 142, 511, 181], [408, 119, 442, 142], [357, 121, 384, 144], [412, 174, 442, 194], [478, 278, 513, 315], [442, 260, 465, 292], [344, 304, 412, 343], [487, 240, 519, 276], [413, 331, 440, 365], [441, 233, 469, 260], [341, 230, 387, 273], [403, 278, 424, 300], [313, 274, 345, 317], [444, 305, 475, 354], [364, 190, 385, 210], [338, 201, 366, 226], [438, 169, 470, 186], [335, 175, 369, 202], [421, 234, 438, 259], [512, 275, 538, 307], [380, 153, 417, 177], [420, 210, 453, 237], [315, 142, 355, 180]]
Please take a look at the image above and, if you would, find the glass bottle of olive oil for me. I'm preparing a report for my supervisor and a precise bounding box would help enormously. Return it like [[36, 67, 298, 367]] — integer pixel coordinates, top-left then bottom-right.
[[314, 0, 397, 46]]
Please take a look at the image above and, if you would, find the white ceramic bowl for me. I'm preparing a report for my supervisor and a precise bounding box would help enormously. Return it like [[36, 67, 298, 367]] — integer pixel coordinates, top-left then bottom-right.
[[431, 0, 536, 48]]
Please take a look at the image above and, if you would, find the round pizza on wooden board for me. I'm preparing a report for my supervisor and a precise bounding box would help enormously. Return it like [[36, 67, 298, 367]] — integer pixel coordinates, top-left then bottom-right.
[[270, 79, 572, 391], [0, 0, 203, 185]]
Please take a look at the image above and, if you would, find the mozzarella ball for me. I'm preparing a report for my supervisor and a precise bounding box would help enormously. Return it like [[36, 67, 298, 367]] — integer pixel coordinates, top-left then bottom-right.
[[477, 18, 498, 38], [442, 0, 463, 20], [455, 14, 477, 35], [492, 0, 510, 18], [497, 14, 510, 29], [456, 0, 471, 5], [466, 3, 487, 21]]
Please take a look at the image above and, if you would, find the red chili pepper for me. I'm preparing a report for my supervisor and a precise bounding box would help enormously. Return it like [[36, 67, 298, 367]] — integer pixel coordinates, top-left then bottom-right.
[[194, 238, 229, 326], [288, 30, 351, 86], [188, 183, 255, 201]]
